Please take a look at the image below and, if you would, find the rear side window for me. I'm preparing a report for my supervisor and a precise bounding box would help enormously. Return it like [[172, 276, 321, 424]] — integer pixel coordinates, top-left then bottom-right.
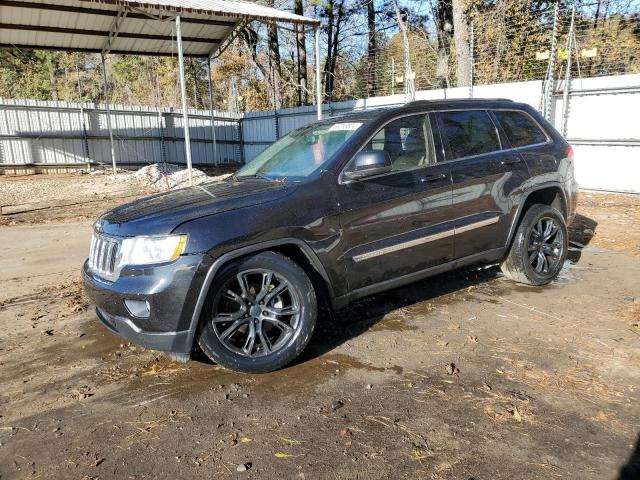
[[493, 110, 547, 148], [439, 110, 500, 160]]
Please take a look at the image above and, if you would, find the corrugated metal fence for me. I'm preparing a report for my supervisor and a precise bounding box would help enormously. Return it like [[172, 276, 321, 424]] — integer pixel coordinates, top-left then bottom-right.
[[0, 99, 242, 171], [1, 74, 639, 192]]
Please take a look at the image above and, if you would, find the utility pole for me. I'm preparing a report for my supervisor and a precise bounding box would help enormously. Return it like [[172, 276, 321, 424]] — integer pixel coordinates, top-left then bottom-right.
[[561, 3, 576, 137], [543, 3, 560, 120], [392, 0, 414, 102]]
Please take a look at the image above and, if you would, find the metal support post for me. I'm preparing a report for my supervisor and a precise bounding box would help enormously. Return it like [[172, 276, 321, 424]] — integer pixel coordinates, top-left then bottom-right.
[[543, 3, 560, 120], [314, 26, 322, 120], [469, 21, 474, 98], [100, 53, 117, 174], [176, 15, 193, 185], [207, 56, 218, 166], [75, 63, 90, 166], [561, 3, 576, 137]]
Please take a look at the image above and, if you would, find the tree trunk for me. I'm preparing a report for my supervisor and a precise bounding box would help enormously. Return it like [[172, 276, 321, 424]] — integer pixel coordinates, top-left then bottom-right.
[[267, 0, 282, 109], [435, 0, 453, 89], [323, 0, 335, 103], [452, 0, 471, 87], [330, 3, 344, 98], [324, 0, 344, 103], [392, 0, 413, 100], [48, 57, 58, 101], [366, 0, 376, 97], [294, 0, 308, 105]]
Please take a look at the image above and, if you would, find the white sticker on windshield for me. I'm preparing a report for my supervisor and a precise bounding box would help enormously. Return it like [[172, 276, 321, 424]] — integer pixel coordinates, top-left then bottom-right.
[[328, 122, 362, 132]]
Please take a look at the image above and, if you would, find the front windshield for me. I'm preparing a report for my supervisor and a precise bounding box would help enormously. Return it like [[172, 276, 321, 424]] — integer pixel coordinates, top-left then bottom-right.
[[235, 120, 363, 180]]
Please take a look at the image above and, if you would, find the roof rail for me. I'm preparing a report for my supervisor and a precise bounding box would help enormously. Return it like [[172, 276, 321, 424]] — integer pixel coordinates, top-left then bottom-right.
[[405, 98, 515, 106]]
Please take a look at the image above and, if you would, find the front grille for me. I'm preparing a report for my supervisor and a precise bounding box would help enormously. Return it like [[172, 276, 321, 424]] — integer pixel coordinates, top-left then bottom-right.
[[88, 233, 120, 280]]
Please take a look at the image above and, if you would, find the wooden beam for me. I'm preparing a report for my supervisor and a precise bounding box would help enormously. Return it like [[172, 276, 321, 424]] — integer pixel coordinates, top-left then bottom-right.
[[0, 23, 221, 44], [0, 0, 237, 26]]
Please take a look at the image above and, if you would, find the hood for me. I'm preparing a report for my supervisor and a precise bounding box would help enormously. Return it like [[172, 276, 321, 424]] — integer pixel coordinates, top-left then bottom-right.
[[98, 179, 293, 237]]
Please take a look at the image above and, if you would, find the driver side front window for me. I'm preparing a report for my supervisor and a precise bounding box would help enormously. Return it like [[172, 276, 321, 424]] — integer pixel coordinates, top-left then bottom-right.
[[366, 115, 436, 172]]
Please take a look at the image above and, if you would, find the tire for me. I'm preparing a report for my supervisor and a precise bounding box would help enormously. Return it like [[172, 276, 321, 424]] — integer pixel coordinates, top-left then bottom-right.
[[501, 204, 568, 286], [197, 251, 317, 373]]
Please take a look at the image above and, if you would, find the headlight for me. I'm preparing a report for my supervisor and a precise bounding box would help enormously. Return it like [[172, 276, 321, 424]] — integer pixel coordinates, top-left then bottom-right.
[[118, 235, 187, 267]]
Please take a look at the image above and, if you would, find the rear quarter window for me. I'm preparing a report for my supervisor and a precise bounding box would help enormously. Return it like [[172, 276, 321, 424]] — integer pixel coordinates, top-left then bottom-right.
[[493, 110, 548, 148], [438, 110, 501, 160]]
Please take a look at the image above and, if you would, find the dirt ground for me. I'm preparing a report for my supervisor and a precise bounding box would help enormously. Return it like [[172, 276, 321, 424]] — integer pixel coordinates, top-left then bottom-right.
[[0, 176, 639, 479]]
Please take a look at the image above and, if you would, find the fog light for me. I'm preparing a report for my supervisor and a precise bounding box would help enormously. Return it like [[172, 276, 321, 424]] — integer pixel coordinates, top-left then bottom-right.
[[124, 299, 150, 319]]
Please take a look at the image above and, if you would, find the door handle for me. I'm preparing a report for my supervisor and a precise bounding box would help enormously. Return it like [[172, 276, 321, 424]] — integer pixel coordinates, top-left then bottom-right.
[[500, 158, 522, 166], [420, 172, 447, 183]]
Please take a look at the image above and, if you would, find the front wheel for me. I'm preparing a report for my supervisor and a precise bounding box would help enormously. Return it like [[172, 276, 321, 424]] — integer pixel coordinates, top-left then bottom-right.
[[501, 204, 568, 286], [197, 251, 317, 373]]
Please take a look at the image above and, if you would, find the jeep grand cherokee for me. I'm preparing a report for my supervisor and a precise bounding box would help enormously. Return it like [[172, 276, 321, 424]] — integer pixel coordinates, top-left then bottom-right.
[[83, 99, 578, 373]]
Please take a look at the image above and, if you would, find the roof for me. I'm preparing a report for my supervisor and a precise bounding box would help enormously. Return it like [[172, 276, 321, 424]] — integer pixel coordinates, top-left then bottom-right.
[[0, 0, 319, 58]]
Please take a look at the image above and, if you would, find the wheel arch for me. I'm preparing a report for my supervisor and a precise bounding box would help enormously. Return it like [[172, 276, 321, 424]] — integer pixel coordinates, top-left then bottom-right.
[[505, 183, 568, 252], [184, 239, 334, 354]]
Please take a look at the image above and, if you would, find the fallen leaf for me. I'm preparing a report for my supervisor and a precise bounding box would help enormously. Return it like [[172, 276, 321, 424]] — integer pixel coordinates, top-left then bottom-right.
[[274, 452, 294, 458], [240, 437, 253, 443], [591, 411, 609, 422], [509, 406, 523, 422], [279, 437, 303, 445], [414, 447, 426, 459]]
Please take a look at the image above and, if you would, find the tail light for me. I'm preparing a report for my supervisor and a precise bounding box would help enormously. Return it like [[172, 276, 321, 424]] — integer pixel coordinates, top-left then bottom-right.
[[564, 145, 574, 161]]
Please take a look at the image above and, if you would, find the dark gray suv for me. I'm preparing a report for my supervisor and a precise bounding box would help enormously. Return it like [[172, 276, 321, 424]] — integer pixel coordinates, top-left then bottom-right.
[[83, 99, 578, 373]]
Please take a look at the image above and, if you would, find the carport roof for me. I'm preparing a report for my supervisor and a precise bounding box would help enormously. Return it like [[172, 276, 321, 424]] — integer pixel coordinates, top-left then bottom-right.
[[0, 0, 319, 57]]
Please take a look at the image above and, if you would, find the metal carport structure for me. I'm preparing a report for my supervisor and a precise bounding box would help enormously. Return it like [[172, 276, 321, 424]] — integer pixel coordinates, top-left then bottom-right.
[[0, 0, 322, 183]]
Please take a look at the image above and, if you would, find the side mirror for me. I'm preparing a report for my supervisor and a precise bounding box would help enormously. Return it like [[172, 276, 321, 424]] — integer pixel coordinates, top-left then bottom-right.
[[343, 150, 392, 181]]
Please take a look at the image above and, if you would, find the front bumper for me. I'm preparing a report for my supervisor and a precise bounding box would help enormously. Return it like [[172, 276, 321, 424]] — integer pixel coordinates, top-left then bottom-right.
[[82, 254, 210, 354]]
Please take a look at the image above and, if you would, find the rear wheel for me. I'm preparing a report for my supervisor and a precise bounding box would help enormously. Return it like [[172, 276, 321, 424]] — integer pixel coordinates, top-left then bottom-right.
[[197, 251, 317, 373], [501, 204, 568, 285]]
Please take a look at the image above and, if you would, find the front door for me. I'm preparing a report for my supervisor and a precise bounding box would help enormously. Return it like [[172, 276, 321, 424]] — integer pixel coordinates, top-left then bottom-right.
[[335, 113, 453, 293]]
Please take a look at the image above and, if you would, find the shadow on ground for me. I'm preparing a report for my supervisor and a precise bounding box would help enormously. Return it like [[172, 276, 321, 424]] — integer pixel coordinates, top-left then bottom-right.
[[192, 213, 599, 369], [619, 433, 640, 479], [295, 212, 598, 366]]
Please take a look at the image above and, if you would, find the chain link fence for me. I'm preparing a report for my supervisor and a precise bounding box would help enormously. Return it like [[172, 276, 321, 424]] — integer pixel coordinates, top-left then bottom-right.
[[350, 0, 639, 103]]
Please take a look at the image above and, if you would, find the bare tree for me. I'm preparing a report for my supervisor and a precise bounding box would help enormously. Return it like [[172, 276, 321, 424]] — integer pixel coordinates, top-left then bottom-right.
[[433, 0, 453, 89], [323, 0, 346, 103], [392, 0, 414, 100], [294, 0, 308, 105]]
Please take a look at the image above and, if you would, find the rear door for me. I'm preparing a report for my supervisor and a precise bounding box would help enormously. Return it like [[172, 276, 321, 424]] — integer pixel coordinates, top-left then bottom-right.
[[335, 113, 453, 292], [490, 109, 554, 178], [436, 109, 531, 260]]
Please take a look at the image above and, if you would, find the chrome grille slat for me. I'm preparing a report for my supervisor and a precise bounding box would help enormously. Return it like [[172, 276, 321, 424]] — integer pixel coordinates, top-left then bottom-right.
[[98, 238, 107, 272], [88, 232, 120, 280]]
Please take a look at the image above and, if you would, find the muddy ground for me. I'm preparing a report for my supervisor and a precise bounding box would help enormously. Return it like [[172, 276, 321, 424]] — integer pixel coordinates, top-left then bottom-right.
[[0, 181, 639, 479]]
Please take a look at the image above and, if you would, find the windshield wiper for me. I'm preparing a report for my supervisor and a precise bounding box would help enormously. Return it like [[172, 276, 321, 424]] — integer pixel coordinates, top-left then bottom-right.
[[235, 173, 276, 182]]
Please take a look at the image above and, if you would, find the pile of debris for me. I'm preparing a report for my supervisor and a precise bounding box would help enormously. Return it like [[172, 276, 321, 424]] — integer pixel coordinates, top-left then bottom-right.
[[133, 163, 210, 190], [95, 163, 229, 191]]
